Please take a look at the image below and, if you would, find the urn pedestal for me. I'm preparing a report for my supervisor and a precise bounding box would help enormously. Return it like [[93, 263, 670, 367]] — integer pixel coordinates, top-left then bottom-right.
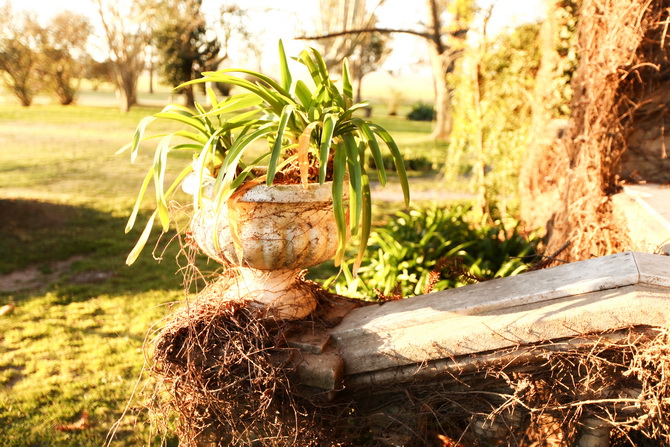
[[190, 181, 340, 319]]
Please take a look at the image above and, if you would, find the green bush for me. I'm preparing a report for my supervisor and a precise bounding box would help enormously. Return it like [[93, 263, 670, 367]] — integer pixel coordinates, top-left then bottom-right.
[[367, 153, 433, 172], [406, 103, 435, 121], [326, 205, 541, 299]]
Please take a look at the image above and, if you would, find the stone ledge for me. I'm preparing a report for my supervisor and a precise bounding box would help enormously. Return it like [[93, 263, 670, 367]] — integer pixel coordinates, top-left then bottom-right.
[[328, 251, 670, 379], [612, 184, 670, 253]]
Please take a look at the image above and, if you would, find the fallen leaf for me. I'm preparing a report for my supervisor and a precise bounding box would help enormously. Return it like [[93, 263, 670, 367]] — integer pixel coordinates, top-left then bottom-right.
[[437, 434, 465, 447], [55, 411, 91, 432], [0, 303, 15, 316]]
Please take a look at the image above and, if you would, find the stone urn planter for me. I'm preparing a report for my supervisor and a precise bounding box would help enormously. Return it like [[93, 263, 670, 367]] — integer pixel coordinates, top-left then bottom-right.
[[187, 178, 341, 319], [119, 42, 412, 447], [122, 42, 410, 291]]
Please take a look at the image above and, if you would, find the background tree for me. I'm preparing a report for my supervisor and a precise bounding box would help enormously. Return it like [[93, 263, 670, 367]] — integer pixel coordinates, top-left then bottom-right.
[[209, 4, 259, 98], [83, 57, 115, 91], [95, 0, 154, 112], [0, 5, 43, 106], [315, 0, 385, 69], [348, 31, 390, 103], [153, 0, 220, 107], [37, 12, 92, 105], [447, 21, 541, 216], [300, 0, 475, 141]]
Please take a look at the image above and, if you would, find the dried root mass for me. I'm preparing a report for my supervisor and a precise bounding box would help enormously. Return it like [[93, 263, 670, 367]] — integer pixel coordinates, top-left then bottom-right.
[[148, 276, 352, 447], [148, 272, 670, 446]]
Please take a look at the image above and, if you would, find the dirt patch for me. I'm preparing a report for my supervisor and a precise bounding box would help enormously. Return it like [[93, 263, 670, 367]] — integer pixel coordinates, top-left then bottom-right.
[[0, 254, 115, 293], [0, 255, 86, 292], [68, 270, 115, 284], [0, 198, 121, 290]]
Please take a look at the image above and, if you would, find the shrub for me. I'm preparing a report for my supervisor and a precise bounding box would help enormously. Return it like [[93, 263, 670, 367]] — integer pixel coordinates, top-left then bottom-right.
[[325, 205, 541, 299], [368, 153, 433, 172], [407, 103, 435, 121]]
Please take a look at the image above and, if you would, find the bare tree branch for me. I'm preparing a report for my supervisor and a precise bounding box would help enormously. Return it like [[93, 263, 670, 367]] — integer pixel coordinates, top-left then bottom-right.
[[297, 27, 433, 41]]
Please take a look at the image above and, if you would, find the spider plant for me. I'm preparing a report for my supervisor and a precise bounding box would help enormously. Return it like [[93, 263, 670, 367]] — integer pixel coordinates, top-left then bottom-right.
[[121, 40, 410, 272]]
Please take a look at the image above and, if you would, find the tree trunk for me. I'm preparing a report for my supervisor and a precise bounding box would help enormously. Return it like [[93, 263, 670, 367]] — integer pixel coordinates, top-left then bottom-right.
[[149, 62, 154, 94], [17, 91, 32, 107], [425, 0, 451, 141], [427, 43, 452, 140], [13, 76, 33, 106], [355, 72, 363, 103], [148, 45, 154, 94], [184, 85, 195, 108], [117, 64, 139, 112]]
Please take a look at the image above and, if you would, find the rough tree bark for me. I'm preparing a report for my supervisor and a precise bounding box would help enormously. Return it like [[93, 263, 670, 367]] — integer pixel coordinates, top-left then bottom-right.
[[425, 0, 452, 140]]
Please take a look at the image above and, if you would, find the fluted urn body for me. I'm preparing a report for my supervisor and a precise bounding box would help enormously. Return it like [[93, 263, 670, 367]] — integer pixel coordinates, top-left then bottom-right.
[[189, 181, 340, 319]]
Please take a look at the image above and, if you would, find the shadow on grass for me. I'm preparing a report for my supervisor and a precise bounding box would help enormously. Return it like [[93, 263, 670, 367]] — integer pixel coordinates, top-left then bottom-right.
[[0, 199, 188, 303]]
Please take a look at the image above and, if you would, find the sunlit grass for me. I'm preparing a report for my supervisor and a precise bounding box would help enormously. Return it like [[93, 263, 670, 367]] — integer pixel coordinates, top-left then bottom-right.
[[0, 290, 180, 446]]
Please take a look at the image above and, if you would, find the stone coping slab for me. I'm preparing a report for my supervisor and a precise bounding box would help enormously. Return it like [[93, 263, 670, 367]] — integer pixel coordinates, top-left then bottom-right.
[[612, 185, 670, 254], [329, 251, 670, 377], [624, 184, 670, 232]]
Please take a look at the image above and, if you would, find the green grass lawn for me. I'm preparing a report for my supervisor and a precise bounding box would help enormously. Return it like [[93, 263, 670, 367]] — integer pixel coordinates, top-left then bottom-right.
[[0, 98, 458, 445]]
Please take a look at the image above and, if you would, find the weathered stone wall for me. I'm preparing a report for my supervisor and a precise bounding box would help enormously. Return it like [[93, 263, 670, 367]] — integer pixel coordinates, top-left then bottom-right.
[[521, 0, 670, 262], [621, 83, 670, 183]]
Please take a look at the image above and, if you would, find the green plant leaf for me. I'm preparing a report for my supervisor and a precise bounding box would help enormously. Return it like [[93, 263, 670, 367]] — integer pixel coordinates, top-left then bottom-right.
[[153, 135, 173, 232], [153, 110, 208, 134], [225, 108, 265, 124], [298, 48, 324, 84], [164, 164, 194, 197], [127, 116, 156, 163], [229, 151, 272, 190], [340, 262, 361, 296], [305, 46, 345, 108], [194, 102, 215, 133], [295, 80, 312, 107], [345, 101, 370, 115], [351, 118, 387, 186], [206, 86, 219, 109], [343, 134, 362, 237], [162, 103, 198, 114], [195, 93, 264, 118], [332, 142, 348, 266], [170, 143, 202, 151], [215, 123, 276, 199], [125, 131, 209, 149], [319, 114, 336, 183], [125, 211, 156, 266], [193, 127, 227, 209], [173, 130, 209, 145], [342, 58, 353, 102], [181, 74, 288, 115], [278, 39, 292, 92], [308, 46, 330, 84], [116, 142, 132, 156], [298, 121, 320, 185], [368, 123, 410, 206], [201, 68, 290, 98], [309, 85, 330, 118], [353, 163, 372, 277], [266, 104, 294, 185], [125, 166, 155, 233]]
